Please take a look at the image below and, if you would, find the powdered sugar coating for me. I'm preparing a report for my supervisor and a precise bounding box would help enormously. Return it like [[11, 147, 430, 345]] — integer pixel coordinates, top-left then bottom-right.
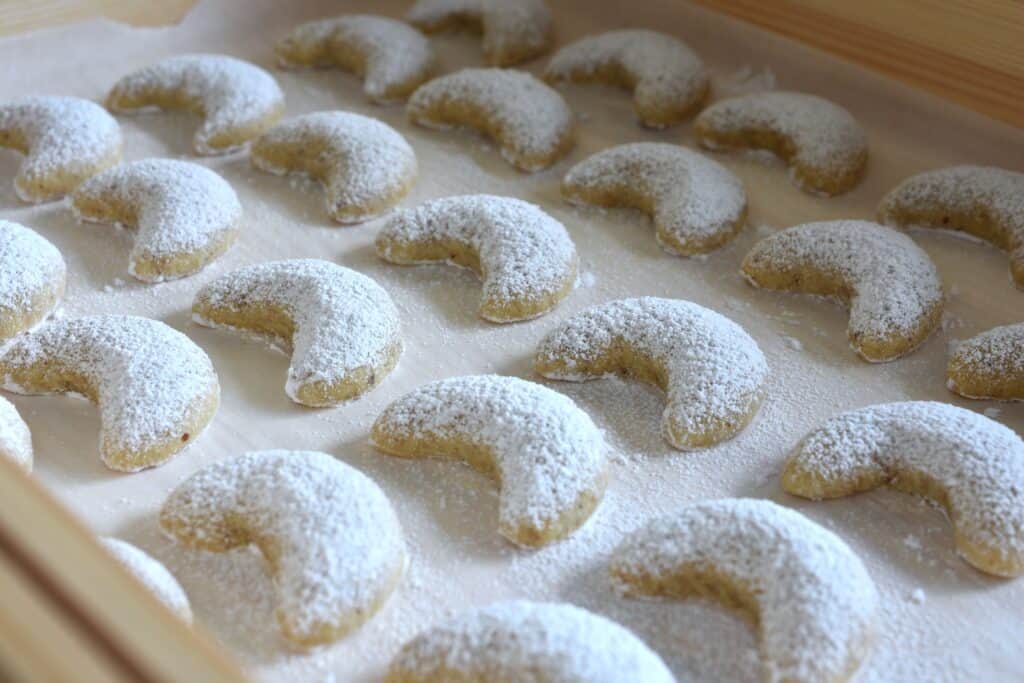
[[0, 95, 121, 202], [535, 297, 768, 450], [0, 220, 66, 341], [0, 315, 219, 472], [784, 401, 1024, 577], [611, 498, 878, 683], [193, 259, 402, 407], [877, 165, 1024, 288], [71, 159, 241, 282], [741, 220, 944, 362], [406, 0, 553, 66], [0, 396, 32, 473], [948, 323, 1024, 400], [101, 537, 192, 623], [160, 450, 406, 646], [562, 143, 747, 256], [407, 68, 574, 172], [387, 600, 674, 682], [276, 14, 434, 103], [376, 194, 578, 322], [107, 54, 285, 155], [372, 375, 608, 546], [251, 111, 417, 224], [545, 29, 708, 128]]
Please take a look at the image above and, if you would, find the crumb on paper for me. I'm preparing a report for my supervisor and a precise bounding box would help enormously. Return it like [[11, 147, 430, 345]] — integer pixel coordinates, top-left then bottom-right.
[[909, 588, 926, 604]]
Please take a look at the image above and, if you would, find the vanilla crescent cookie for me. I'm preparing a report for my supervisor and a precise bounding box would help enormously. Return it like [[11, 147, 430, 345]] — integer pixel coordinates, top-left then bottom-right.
[[160, 450, 406, 646], [407, 68, 574, 172], [107, 54, 285, 155], [611, 498, 878, 683], [877, 165, 1024, 288], [783, 401, 1024, 577], [372, 375, 608, 547], [193, 259, 402, 407], [741, 220, 944, 362], [0, 96, 121, 202], [545, 29, 709, 128], [0, 396, 32, 473], [100, 538, 192, 623], [948, 323, 1024, 400], [376, 195, 577, 322], [70, 159, 241, 283], [0, 220, 66, 342], [406, 0, 553, 67], [386, 600, 674, 683], [694, 91, 868, 196], [276, 14, 435, 103], [535, 298, 768, 450], [561, 143, 747, 256], [0, 315, 219, 472], [251, 111, 417, 224]]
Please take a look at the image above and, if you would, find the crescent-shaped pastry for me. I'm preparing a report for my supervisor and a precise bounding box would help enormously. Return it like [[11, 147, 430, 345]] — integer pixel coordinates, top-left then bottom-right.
[[386, 600, 674, 683], [406, 0, 553, 67], [948, 323, 1024, 400], [694, 91, 868, 196], [250, 111, 417, 224], [0, 220, 66, 342], [877, 165, 1024, 288], [534, 297, 768, 450], [561, 142, 747, 256], [100, 538, 192, 623], [741, 220, 944, 362], [276, 14, 435, 103], [407, 68, 574, 172], [160, 450, 406, 646], [106, 54, 285, 155], [371, 375, 609, 547], [193, 259, 402, 407], [545, 29, 709, 128], [0, 95, 121, 202], [783, 401, 1024, 577], [375, 194, 578, 322], [0, 396, 32, 473], [0, 315, 219, 472], [611, 498, 878, 683], [70, 159, 241, 283]]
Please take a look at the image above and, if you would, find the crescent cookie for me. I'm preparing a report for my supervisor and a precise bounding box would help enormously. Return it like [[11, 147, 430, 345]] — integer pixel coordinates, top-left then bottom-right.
[[193, 259, 402, 408], [0, 315, 219, 472], [375, 194, 577, 322], [535, 297, 768, 450], [0, 220, 66, 342], [694, 91, 868, 196], [545, 29, 709, 128], [561, 142, 747, 256], [107, 54, 285, 155], [276, 14, 435, 103], [250, 111, 417, 224], [783, 401, 1024, 577], [877, 165, 1024, 288], [386, 600, 674, 683], [70, 159, 241, 283], [407, 68, 574, 172], [406, 0, 553, 67], [0, 396, 32, 473], [100, 538, 192, 623], [948, 323, 1024, 400], [611, 498, 878, 683], [160, 450, 406, 647], [0, 95, 121, 203], [741, 220, 944, 362], [371, 375, 609, 547]]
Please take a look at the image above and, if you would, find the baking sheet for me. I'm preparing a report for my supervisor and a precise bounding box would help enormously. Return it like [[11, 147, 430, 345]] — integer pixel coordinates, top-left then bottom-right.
[[1, 0, 1023, 680]]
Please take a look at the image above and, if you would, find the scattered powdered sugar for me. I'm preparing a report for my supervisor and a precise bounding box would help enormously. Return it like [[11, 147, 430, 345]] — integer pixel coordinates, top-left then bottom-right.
[[610, 498, 878, 683], [101, 537, 192, 622], [717, 65, 776, 96], [908, 588, 927, 605], [406, 0, 552, 66], [0, 395, 32, 472], [0, 220, 66, 332], [984, 407, 1003, 419], [388, 600, 674, 681], [372, 375, 608, 544]]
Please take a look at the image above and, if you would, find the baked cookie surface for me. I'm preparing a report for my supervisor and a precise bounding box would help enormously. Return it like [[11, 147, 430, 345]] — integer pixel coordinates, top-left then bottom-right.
[[0, 396, 32, 473], [948, 323, 1024, 400], [101, 537, 192, 623], [0, 220, 66, 342]]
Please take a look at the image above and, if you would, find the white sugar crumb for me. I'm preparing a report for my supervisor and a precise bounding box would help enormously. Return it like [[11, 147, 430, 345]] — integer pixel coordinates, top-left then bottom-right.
[[904, 534, 923, 551], [908, 588, 927, 604], [580, 271, 597, 287], [984, 407, 1003, 419], [718, 65, 776, 95], [781, 335, 803, 351]]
